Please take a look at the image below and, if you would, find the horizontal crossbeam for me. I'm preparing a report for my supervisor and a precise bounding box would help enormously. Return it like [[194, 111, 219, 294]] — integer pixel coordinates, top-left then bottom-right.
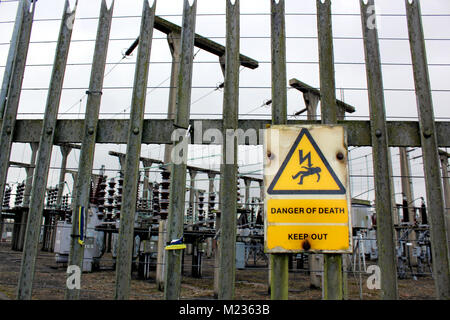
[[3, 119, 449, 147]]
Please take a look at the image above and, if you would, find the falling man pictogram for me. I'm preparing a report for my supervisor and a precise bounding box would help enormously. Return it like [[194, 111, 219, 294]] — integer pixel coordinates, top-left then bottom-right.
[[292, 150, 321, 185]]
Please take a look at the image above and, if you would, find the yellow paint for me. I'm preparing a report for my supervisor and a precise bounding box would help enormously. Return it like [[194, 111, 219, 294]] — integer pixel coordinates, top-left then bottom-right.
[[270, 129, 343, 192], [267, 199, 349, 223], [267, 225, 350, 251]]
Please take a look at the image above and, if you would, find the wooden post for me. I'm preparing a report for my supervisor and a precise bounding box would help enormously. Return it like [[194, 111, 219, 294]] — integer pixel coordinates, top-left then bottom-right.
[[164, 0, 196, 300], [269, 0, 289, 300], [0, 0, 35, 220], [304, 92, 320, 121], [156, 28, 182, 294], [17, 1, 76, 300], [305, 85, 322, 289], [0, 0, 25, 118], [65, 0, 114, 300], [216, 0, 240, 300], [115, 0, 155, 300], [360, 0, 398, 299], [405, 0, 450, 299], [317, 0, 344, 300]]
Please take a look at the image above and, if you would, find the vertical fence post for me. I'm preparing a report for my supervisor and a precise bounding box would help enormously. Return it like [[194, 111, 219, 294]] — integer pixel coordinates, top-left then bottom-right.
[[405, 0, 450, 300], [114, 0, 156, 300], [269, 0, 289, 300], [217, 0, 240, 300], [65, 0, 114, 300], [0, 0, 25, 119], [0, 0, 35, 224], [17, 1, 77, 300], [316, 0, 344, 300], [360, 0, 399, 299], [164, 0, 196, 300], [155, 31, 182, 292]]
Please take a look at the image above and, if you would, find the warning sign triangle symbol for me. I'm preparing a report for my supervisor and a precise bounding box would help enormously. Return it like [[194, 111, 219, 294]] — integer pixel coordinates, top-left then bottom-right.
[[267, 128, 346, 195]]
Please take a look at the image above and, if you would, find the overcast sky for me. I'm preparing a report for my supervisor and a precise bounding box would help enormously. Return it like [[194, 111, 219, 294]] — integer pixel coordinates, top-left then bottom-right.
[[0, 0, 449, 211]]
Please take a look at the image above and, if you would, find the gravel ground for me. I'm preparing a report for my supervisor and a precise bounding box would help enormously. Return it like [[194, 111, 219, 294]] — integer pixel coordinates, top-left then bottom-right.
[[0, 242, 436, 300]]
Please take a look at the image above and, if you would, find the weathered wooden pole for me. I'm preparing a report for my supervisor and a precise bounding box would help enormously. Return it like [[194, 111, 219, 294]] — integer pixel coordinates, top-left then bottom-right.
[[316, 0, 344, 300], [269, 0, 289, 300], [65, 0, 114, 300], [405, 0, 450, 300], [216, 0, 240, 300], [360, 0, 399, 299], [115, 0, 156, 300], [17, 1, 77, 300], [0, 0, 35, 221], [156, 30, 182, 292], [0, 0, 26, 119], [164, 0, 196, 300]]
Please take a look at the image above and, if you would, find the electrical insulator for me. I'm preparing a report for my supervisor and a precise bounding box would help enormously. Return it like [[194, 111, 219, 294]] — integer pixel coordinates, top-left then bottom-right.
[[3, 184, 11, 208], [106, 178, 116, 221], [62, 194, 69, 211], [52, 186, 58, 207], [159, 170, 170, 220], [208, 191, 216, 228], [136, 173, 142, 210], [198, 191, 205, 226], [15, 182, 25, 207], [152, 182, 160, 216], [114, 175, 123, 219], [96, 176, 107, 220], [236, 173, 241, 207]]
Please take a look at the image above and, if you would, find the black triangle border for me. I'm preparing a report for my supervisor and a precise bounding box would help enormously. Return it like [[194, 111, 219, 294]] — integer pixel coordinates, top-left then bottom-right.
[[267, 128, 346, 195]]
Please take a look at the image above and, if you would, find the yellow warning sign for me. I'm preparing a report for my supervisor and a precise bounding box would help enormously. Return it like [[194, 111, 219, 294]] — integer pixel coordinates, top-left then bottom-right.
[[267, 225, 350, 251], [267, 199, 349, 224], [267, 128, 345, 195], [263, 125, 352, 254]]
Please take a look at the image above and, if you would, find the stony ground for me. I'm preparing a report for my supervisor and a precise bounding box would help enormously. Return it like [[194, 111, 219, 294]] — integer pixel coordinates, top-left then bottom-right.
[[0, 242, 436, 300]]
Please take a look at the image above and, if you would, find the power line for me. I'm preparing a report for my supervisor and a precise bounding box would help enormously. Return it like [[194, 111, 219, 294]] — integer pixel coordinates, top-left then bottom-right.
[[15, 86, 450, 93], [2, 36, 450, 47]]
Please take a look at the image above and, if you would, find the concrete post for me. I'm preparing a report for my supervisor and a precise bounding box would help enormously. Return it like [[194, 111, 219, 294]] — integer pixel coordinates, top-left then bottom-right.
[[56, 145, 72, 207]]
